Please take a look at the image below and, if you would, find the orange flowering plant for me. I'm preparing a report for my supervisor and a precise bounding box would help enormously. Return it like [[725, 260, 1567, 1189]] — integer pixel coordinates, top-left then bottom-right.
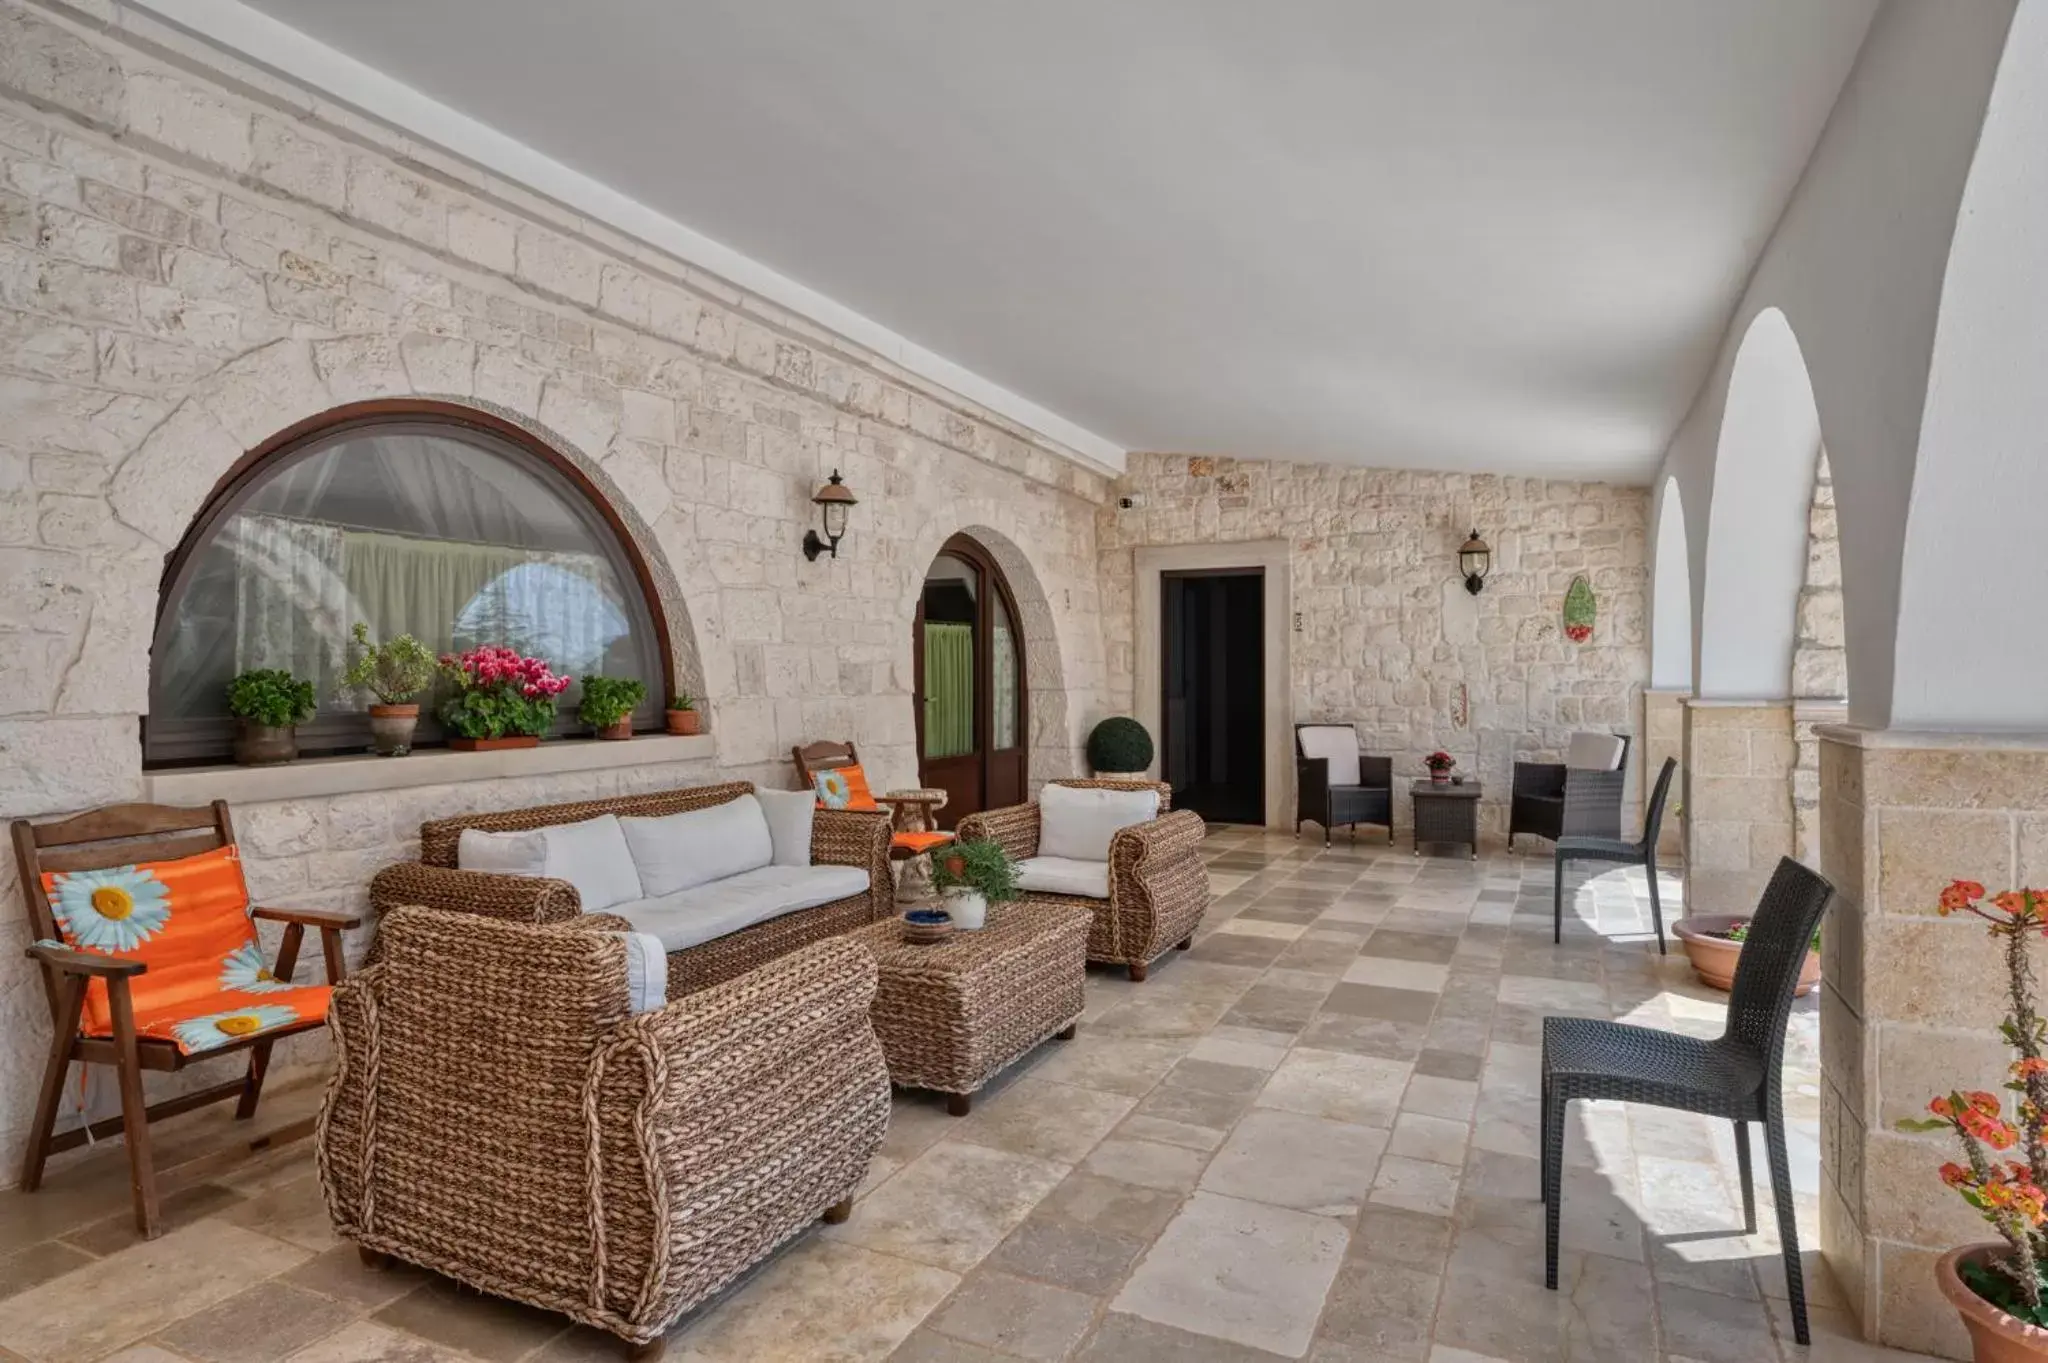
[[1897, 882, 2048, 1320]]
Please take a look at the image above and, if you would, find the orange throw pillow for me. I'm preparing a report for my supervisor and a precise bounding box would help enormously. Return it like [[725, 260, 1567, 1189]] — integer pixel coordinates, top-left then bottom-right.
[[813, 763, 881, 812], [41, 843, 329, 1055]]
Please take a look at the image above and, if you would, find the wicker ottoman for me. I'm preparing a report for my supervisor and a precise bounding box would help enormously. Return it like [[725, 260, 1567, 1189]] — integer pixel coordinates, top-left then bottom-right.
[[853, 902, 1092, 1115]]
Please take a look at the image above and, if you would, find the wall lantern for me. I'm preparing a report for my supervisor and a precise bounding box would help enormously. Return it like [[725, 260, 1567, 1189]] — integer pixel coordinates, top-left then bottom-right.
[[1458, 529, 1492, 595], [803, 470, 857, 561]]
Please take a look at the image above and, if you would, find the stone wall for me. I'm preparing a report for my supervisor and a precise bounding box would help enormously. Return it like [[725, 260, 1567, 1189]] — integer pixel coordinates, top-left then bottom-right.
[[1793, 451, 1848, 863], [1100, 454, 1652, 839], [0, 0, 1115, 1177]]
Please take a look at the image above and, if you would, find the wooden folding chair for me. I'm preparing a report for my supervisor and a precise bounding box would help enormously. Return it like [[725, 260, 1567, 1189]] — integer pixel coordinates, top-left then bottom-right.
[[13, 801, 360, 1237]]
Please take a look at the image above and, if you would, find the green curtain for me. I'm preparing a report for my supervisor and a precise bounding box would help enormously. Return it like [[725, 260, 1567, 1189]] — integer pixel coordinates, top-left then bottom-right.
[[924, 622, 974, 759]]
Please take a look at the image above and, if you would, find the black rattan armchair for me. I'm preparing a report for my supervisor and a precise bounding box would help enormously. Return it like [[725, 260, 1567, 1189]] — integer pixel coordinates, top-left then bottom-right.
[[1294, 724, 1392, 846], [1554, 757, 1678, 953], [1510, 732, 1631, 849], [1541, 856, 1832, 1346]]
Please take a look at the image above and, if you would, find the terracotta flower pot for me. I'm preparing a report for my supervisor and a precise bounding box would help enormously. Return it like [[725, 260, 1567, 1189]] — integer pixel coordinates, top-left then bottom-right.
[[233, 721, 297, 766], [596, 718, 633, 741], [449, 735, 540, 752], [1673, 915, 1821, 996], [666, 708, 702, 736], [1938, 1243, 2048, 1361], [367, 703, 419, 757]]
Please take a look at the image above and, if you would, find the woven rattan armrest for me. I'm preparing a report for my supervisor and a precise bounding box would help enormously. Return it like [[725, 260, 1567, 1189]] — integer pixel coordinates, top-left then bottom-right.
[[369, 861, 582, 924], [956, 802, 1041, 862], [1513, 760, 1568, 799], [1110, 809, 1206, 876], [27, 941, 146, 978], [252, 904, 363, 930], [549, 912, 636, 935]]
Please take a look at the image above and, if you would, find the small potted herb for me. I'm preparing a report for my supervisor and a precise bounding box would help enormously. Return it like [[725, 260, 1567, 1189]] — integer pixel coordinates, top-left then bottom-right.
[[930, 838, 1019, 931], [342, 623, 437, 756], [1673, 915, 1821, 996], [579, 675, 646, 740], [226, 668, 317, 765], [666, 692, 702, 736], [1086, 716, 1153, 778], [437, 645, 570, 751]]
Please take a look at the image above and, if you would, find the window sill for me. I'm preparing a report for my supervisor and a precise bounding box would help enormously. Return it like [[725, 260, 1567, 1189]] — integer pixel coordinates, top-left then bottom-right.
[[142, 734, 717, 806]]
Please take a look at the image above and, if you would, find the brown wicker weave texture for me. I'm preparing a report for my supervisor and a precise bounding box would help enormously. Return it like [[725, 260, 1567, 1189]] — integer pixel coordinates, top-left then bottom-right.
[[317, 906, 891, 1347], [955, 781, 1209, 969], [853, 903, 1092, 1097], [370, 783, 894, 995]]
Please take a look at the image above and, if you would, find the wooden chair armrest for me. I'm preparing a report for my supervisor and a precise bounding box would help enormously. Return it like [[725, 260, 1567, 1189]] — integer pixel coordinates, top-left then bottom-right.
[[252, 904, 364, 930], [27, 940, 146, 978]]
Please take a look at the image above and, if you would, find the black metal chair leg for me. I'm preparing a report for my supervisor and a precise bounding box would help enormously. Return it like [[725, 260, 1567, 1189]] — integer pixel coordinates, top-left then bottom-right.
[[1553, 853, 1568, 944], [1646, 855, 1666, 955], [1764, 1108, 1809, 1345], [1542, 1088, 1566, 1289], [1734, 1119, 1756, 1234]]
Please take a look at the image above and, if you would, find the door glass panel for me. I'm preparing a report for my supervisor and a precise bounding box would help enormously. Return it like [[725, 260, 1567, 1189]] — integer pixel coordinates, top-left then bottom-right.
[[992, 591, 1019, 751], [922, 554, 977, 760]]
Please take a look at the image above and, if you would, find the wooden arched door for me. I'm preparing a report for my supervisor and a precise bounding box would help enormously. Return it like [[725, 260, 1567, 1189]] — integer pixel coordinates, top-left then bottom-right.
[[914, 534, 1028, 827]]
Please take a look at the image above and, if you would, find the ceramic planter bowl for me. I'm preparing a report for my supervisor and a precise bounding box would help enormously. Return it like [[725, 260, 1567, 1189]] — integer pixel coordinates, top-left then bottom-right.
[[1673, 914, 1821, 997], [233, 721, 297, 765], [666, 708, 702, 735], [1938, 1244, 2048, 1361], [596, 718, 633, 740], [367, 703, 419, 757], [943, 888, 988, 931]]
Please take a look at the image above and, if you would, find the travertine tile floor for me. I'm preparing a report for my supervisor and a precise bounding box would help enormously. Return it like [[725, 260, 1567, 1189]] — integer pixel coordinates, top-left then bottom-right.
[[0, 827, 1941, 1363]]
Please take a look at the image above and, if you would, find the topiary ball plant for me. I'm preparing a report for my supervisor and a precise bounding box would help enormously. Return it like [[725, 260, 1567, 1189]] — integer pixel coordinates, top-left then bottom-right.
[[1087, 716, 1154, 774]]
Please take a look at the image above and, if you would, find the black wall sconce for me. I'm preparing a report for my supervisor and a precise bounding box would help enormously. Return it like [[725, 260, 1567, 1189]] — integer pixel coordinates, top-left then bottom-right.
[[803, 470, 858, 560], [1458, 529, 1492, 595]]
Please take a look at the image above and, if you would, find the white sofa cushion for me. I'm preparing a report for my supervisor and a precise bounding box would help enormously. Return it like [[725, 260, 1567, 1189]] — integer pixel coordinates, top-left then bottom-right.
[[610, 864, 870, 953], [755, 787, 816, 868], [618, 932, 668, 1013], [1039, 783, 1160, 862], [1015, 855, 1110, 900], [619, 796, 775, 898], [536, 814, 643, 913], [1297, 725, 1361, 787], [457, 826, 547, 877], [1566, 732, 1626, 771]]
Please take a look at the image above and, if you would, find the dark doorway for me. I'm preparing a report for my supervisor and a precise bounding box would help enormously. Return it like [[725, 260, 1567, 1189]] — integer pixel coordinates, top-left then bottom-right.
[[915, 534, 1028, 828], [1161, 569, 1265, 824]]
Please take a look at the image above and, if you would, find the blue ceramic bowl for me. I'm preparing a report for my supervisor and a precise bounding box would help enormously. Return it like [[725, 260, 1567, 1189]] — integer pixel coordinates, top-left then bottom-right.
[[905, 908, 953, 926]]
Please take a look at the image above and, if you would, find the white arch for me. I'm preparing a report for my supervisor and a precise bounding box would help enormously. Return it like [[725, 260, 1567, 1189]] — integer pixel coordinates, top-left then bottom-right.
[[1697, 308, 1823, 699], [1651, 477, 1693, 691]]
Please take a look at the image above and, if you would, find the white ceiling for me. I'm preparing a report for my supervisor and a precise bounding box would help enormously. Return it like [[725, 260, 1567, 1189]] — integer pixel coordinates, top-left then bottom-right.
[[207, 0, 1876, 482]]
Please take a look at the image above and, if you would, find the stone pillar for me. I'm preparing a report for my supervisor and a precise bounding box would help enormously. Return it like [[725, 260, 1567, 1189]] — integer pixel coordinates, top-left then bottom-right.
[[1642, 688, 1687, 859], [1680, 699, 1797, 917], [1793, 700, 1848, 865], [1818, 727, 2048, 1358]]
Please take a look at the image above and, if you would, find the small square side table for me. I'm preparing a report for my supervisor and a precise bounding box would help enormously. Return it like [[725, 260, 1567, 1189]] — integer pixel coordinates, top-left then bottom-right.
[[1410, 779, 1482, 860]]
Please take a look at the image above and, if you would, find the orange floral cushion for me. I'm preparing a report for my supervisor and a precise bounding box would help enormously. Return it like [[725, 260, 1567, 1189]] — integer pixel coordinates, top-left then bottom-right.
[[41, 844, 328, 1055], [813, 763, 880, 812]]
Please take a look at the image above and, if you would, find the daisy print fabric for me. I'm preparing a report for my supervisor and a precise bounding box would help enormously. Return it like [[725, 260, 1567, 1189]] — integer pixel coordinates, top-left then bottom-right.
[[40, 843, 331, 1055]]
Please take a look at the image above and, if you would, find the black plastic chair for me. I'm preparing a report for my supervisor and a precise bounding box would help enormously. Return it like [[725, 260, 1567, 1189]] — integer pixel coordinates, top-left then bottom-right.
[[1293, 724, 1393, 846], [1540, 856, 1832, 1346], [1510, 733, 1631, 849], [1553, 757, 1678, 953]]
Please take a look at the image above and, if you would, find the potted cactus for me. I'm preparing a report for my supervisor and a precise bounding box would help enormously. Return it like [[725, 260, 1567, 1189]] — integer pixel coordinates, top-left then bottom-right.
[[226, 668, 317, 765], [579, 675, 646, 740], [342, 623, 437, 756], [1087, 716, 1154, 779]]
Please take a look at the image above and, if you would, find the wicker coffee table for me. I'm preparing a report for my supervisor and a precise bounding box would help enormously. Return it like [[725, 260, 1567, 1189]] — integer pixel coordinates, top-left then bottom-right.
[[1411, 779, 1482, 859], [852, 902, 1092, 1115]]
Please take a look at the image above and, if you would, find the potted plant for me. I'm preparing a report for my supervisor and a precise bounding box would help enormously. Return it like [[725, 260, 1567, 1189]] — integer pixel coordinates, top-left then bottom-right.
[[1899, 881, 2048, 1360], [226, 668, 317, 766], [341, 623, 437, 756], [579, 675, 646, 740], [437, 645, 570, 751], [930, 838, 1019, 932], [1673, 916, 1822, 997], [1087, 716, 1153, 778], [666, 693, 702, 736], [1425, 750, 1456, 785]]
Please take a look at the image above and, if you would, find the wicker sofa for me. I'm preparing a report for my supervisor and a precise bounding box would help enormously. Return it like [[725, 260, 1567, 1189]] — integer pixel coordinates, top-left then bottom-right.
[[319, 905, 890, 1355], [369, 782, 893, 995], [957, 779, 1208, 982]]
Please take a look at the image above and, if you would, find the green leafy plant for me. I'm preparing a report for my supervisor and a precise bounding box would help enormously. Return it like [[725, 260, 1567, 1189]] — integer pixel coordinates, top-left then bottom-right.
[[1719, 919, 1821, 953], [341, 623, 437, 705], [437, 645, 570, 740], [579, 675, 646, 730], [1087, 716, 1154, 772], [668, 691, 696, 712], [932, 839, 1020, 904], [225, 669, 317, 728]]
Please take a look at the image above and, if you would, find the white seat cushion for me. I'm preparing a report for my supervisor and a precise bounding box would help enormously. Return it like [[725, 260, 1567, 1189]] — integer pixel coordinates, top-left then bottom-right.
[[1565, 732, 1627, 771], [618, 932, 667, 1014], [1297, 725, 1362, 787], [537, 815, 643, 913], [619, 796, 775, 897], [754, 786, 816, 867], [1015, 855, 1110, 900], [457, 826, 547, 877], [1039, 783, 1160, 862], [610, 864, 871, 953]]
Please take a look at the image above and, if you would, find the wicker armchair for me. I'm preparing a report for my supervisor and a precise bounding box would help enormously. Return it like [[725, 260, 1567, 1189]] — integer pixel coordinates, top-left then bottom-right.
[[1509, 732, 1631, 849], [956, 779, 1207, 982], [320, 906, 889, 1357], [369, 782, 893, 996], [1293, 724, 1393, 845]]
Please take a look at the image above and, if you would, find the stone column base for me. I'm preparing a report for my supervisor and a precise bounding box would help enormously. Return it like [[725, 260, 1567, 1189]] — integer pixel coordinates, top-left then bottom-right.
[[1642, 689, 1687, 859], [1680, 699, 1796, 918], [1818, 725, 2048, 1358]]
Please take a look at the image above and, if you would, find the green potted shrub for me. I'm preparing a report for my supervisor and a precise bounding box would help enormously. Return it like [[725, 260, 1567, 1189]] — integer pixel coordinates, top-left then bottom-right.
[[931, 838, 1019, 931], [437, 645, 570, 751], [579, 675, 646, 740], [1087, 716, 1154, 778], [225, 668, 317, 765], [666, 691, 702, 736], [341, 623, 437, 756]]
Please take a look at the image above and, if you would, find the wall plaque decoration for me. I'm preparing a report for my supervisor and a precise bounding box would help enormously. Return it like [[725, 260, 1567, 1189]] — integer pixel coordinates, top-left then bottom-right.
[[1563, 574, 1596, 643]]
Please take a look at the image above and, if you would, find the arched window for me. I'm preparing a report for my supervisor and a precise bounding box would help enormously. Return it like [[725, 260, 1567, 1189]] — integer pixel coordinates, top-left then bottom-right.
[[148, 403, 669, 765]]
